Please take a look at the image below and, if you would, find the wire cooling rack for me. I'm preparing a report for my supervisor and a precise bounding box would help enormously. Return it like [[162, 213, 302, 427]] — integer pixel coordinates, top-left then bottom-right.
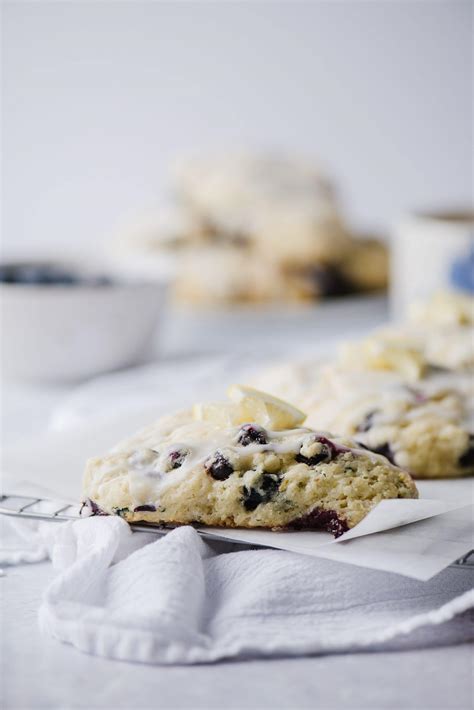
[[1, 492, 473, 565], [0, 493, 250, 545]]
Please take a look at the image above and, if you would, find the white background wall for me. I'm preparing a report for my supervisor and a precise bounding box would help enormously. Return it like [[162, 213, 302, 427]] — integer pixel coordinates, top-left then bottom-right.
[[2, 0, 472, 256]]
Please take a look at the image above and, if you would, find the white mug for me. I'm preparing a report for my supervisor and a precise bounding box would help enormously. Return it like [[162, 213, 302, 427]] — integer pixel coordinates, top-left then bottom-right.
[[391, 210, 474, 318]]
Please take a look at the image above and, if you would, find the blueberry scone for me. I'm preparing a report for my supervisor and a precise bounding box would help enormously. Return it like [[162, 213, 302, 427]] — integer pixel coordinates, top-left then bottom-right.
[[305, 368, 474, 479], [254, 345, 474, 478], [82, 387, 418, 537], [253, 359, 474, 479]]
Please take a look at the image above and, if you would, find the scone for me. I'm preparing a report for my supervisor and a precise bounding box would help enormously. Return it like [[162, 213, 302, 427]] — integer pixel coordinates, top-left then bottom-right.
[[252, 361, 474, 479], [303, 369, 474, 479], [82, 387, 418, 537]]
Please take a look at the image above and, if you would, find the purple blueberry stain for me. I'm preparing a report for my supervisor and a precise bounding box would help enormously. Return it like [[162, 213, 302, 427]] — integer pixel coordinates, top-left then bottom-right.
[[287, 507, 349, 538], [81, 498, 108, 516], [134, 504, 157, 512], [168, 448, 188, 469], [296, 436, 341, 466], [238, 424, 268, 447], [319, 435, 348, 456], [205, 451, 234, 481]]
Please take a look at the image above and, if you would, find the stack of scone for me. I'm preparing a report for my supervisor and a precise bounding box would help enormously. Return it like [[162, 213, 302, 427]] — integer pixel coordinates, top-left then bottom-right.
[[115, 153, 388, 305], [252, 291, 474, 479]]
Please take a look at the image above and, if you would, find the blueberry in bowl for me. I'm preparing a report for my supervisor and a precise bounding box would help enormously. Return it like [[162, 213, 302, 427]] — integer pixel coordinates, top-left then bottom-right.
[[0, 259, 168, 380], [0, 262, 115, 287]]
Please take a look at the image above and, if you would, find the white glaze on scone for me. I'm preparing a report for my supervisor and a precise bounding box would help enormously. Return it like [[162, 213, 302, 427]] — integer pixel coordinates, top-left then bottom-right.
[[83, 411, 417, 535], [252, 362, 474, 479]]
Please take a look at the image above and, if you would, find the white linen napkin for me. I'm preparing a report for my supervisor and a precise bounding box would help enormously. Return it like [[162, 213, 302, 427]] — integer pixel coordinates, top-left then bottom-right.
[[36, 516, 473, 665]]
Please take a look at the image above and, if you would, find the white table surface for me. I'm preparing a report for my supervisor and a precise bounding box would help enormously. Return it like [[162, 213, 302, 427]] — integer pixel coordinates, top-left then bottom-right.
[[2, 296, 473, 710]]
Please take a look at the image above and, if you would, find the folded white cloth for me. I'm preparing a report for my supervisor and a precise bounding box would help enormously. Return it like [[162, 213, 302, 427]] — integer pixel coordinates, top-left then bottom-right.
[[35, 516, 474, 664], [0, 516, 49, 565]]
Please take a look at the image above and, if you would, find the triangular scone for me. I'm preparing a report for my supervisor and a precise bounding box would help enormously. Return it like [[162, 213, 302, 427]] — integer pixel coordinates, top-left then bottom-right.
[[83, 409, 418, 538]]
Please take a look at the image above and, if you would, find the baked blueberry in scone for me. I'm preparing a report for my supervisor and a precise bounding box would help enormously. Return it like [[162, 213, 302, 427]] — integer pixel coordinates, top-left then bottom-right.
[[82, 387, 418, 537]]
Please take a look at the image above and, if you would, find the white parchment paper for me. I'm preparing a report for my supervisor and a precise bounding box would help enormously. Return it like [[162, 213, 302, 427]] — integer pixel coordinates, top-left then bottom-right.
[[200, 499, 473, 580]]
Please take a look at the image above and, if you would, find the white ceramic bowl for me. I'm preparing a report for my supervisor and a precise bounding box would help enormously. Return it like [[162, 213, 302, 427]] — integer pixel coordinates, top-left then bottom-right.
[[0, 262, 167, 381]]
